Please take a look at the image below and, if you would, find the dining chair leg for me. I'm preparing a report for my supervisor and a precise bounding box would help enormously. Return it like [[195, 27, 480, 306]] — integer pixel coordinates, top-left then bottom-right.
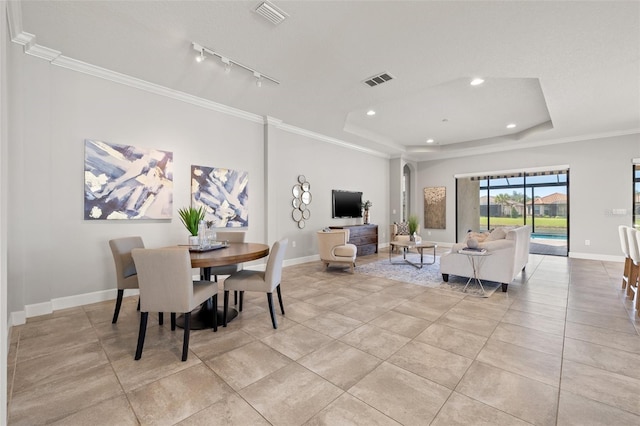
[[623, 257, 631, 289], [234, 290, 238, 305], [239, 291, 244, 312], [212, 294, 218, 332], [276, 284, 285, 315], [182, 312, 191, 362], [628, 264, 638, 299], [170, 313, 176, 331], [134, 312, 149, 360], [158, 312, 164, 325], [267, 293, 278, 329], [112, 289, 124, 324], [137, 298, 140, 311], [223, 290, 229, 327]]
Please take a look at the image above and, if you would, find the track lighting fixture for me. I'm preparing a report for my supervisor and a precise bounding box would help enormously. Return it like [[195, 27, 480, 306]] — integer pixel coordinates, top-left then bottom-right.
[[191, 42, 279, 86]]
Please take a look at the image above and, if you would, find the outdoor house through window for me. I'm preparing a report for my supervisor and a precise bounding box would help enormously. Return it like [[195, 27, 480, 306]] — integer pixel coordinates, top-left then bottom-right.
[[456, 168, 569, 257]]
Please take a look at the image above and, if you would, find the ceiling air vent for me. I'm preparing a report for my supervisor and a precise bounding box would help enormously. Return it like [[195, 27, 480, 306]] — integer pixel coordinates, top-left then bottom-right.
[[363, 72, 395, 87], [255, 1, 288, 25]]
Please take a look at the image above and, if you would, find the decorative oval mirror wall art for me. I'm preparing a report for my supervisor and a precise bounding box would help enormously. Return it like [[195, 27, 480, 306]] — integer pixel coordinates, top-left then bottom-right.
[[292, 175, 311, 229]]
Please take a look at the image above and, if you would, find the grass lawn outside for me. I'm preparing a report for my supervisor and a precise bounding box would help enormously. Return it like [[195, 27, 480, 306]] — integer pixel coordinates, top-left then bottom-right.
[[479, 217, 567, 234]]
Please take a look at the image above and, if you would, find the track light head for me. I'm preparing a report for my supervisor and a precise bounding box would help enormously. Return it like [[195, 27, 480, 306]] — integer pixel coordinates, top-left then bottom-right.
[[254, 71, 262, 87], [221, 57, 231, 73], [192, 43, 205, 63]]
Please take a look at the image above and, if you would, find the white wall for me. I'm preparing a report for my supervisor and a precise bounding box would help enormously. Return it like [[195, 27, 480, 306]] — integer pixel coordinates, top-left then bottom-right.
[[268, 126, 389, 258], [6, 42, 391, 321], [416, 134, 640, 258], [7, 45, 265, 313]]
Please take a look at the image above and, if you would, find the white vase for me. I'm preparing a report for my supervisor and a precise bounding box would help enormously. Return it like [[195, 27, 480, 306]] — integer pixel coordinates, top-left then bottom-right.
[[188, 235, 199, 246]]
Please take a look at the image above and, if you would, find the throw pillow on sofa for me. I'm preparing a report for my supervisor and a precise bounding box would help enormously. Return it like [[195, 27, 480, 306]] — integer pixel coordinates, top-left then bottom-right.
[[396, 222, 410, 235], [485, 227, 507, 241], [467, 231, 489, 242]]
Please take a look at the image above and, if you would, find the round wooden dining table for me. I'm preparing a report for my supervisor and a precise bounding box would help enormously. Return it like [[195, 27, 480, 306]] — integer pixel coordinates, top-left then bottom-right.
[[179, 242, 270, 329]]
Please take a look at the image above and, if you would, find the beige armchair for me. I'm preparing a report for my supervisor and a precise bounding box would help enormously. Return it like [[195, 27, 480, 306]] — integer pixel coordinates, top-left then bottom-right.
[[316, 230, 357, 273], [390, 222, 421, 243], [390, 223, 421, 253]]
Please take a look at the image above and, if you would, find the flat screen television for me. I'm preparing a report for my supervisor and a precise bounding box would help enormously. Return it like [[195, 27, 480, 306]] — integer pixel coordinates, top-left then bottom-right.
[[332, 190, 363, 218]]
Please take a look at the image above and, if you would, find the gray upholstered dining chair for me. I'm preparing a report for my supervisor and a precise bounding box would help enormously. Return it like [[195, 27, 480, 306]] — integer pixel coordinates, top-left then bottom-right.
[[208, 231, 246, 281], [209, 231, 245, 305], [223, 239, 288, 329], [108, 236, 145, 324], [131, 247, 219, 361]]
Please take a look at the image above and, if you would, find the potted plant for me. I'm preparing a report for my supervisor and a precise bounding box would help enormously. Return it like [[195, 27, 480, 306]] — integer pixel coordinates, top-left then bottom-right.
[[362, 200, 372, 224], [408, 214, 419, 241], [178, 206, 205, 244]]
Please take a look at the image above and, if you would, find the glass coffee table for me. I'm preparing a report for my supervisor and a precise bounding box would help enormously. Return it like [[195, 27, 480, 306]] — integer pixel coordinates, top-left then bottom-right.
[[389, 241, 437, 269]]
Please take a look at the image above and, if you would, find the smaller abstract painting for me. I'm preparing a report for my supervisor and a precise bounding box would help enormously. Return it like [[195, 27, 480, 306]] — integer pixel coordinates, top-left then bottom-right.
[[424, 186, 446, 229], [84, 139, 173, 220], [191, 165, 248, 227]]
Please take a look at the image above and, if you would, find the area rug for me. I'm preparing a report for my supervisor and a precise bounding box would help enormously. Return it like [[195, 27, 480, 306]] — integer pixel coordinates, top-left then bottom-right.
[[357, 254, 500, 297]]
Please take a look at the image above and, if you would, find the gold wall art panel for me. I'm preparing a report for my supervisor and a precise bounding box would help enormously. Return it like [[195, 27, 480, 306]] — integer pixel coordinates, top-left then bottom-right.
[[424, 186, 446, 229]]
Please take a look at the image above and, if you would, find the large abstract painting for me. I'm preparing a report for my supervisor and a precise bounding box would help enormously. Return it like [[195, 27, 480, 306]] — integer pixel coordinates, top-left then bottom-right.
[[424, 186, 446, 229], [84, 139, 173, 220], [191, 165, 248, 227]]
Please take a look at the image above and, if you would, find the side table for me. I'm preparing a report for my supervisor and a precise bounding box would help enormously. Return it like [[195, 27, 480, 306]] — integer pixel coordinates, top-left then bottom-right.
[[457, 249, 491, 297]]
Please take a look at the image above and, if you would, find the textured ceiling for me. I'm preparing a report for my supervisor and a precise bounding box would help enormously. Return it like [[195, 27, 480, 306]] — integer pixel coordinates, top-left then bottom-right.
[[16, 0, 640, 160]]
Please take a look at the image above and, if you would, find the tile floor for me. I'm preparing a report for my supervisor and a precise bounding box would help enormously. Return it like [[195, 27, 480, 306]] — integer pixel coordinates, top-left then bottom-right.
[[6, 248, 640, 425]]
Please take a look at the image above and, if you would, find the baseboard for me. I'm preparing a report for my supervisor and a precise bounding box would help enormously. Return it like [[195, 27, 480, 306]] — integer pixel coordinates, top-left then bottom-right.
[[12, 288, 140, 324], [25, 301, 52, 319], [284, 254, 320, 267], [52, 288, 138, 311], [569, 252, 624, 262]]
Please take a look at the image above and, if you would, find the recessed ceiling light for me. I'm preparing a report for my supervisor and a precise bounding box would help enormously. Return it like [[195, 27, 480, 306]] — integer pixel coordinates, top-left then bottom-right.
[[506, 123, 517, 129], [426, 139, 434, 144], [470, 78, 485, 86], [367, 110, 376, 116]]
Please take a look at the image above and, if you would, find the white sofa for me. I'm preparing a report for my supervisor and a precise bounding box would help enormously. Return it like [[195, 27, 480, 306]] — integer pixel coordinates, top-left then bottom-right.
[[440, 225, 531, 292]]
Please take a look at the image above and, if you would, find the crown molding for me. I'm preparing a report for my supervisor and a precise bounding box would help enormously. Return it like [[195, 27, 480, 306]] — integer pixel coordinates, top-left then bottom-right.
[[6, 0, 389, 158], [273, 122, 390, 159], [264, 116, 283, 126], [26, 44, 61, 61], [6, 0, 25, 42], [50, 55, 264, 124]]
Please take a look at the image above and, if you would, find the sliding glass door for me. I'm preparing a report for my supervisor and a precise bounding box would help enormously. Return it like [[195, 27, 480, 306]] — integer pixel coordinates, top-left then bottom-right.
[[478, 170, 568, 256]]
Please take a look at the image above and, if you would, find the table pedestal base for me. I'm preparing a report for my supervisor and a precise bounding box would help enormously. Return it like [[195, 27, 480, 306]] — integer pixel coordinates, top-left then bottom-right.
[[176, 300, 238, 330]]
